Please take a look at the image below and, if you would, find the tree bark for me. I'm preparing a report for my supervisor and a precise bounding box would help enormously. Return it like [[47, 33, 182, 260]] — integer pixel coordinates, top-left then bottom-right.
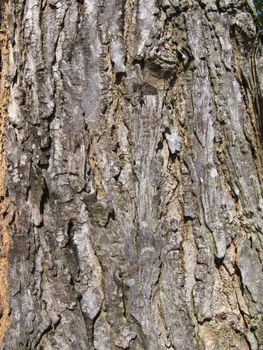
[[1, 0, 263, 349]]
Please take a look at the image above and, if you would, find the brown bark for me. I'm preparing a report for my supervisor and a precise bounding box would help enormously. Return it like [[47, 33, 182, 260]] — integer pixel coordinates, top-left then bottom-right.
[[0, 1, 10, 343], [1, 0, 263, 349]]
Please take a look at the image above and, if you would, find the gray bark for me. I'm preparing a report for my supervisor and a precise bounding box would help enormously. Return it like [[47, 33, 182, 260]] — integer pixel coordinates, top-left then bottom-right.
[[1, 0, 263, 349]]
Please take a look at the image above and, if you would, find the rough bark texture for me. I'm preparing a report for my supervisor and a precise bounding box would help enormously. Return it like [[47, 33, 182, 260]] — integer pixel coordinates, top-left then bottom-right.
[[1, 0, 263, 349], [0, 1, 10, 344]]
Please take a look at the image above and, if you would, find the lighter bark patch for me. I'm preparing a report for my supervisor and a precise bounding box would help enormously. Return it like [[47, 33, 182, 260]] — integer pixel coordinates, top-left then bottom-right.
[[0, 3, 10, 344]]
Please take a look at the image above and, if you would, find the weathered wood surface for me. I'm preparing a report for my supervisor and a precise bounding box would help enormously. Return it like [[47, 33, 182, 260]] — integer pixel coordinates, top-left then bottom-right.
[[1, 0, 263, 349]]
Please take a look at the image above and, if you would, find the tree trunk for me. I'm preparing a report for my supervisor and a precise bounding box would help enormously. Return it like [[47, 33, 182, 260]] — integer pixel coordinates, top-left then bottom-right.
[[1, 0, 263, 349]]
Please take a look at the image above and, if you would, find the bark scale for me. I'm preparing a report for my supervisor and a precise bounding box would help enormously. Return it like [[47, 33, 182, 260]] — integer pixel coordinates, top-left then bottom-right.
[[1, 0, 263, 349]]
